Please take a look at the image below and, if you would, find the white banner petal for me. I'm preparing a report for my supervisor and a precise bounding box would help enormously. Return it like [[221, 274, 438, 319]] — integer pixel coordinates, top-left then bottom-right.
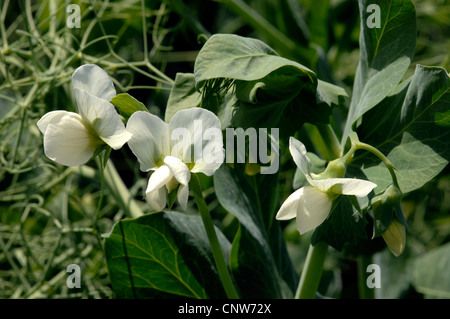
[[72, 64, 116, 102], [127, 111, 170, 171], [169, 108, 224, 176]]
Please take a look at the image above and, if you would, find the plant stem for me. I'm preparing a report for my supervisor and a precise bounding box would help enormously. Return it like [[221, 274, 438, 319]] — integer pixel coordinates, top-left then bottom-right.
[[348, 132, 400, 189], [190, 174, 240, 299], [357, 255, 375, 299], [295, 241, 328, 299], [355, 142, 400, 189]]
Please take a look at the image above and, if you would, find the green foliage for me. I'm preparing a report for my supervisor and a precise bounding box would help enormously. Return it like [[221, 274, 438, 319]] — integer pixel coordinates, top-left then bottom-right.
[[1, 0, 449, 300], [355, 65, 450, 194], [104, 211, 230, 298], [214, 164, 298, 298], [342, 0, 417, 141]]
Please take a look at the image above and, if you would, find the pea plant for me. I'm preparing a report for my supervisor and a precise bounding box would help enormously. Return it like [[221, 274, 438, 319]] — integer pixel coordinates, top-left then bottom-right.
[[1, 0, 449, 299]]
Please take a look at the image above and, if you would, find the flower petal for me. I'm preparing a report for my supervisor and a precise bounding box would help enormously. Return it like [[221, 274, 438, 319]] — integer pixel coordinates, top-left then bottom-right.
[[127, 111, 170, 171], [289, 137, 311, 177], [146, 185, 167, 212], [163, 156, 191, 186], [74, 88, 131, 149], [42, 113, 96, 166], [169, 108, 224, 176], [72, 64, 116, 102], [276, 187, 303, 220], [310, 178, 377, 197], [37, 110, 73, 135], [145, 165, 173, 211], [177, 184, 189, 210], [296, 186, 333, 235], [146, 165, 173, 194]]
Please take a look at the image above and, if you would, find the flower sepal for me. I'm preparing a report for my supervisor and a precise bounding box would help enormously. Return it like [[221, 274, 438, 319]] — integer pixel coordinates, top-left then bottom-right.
[[370, 184, 407, 256], [316, 157, 347, 180]]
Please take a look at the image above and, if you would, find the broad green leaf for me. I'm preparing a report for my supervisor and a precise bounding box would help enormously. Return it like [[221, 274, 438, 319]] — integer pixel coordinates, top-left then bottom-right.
[[110, 93, 148, 120], [214, 164, 298, 298], [412, 243, 450, 298], [354, 65, 450, 194], [194, 34, 315, 86], [194, 34, 345, 137], [164, 73, 201, 122], [104, 211, 230, 299], [342, 0, 416, 142]]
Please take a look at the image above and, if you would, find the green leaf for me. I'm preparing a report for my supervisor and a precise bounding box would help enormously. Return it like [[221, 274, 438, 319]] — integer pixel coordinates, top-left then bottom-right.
[[354, 65, 450, 194], [194, 34, 315, 86], [194, 34, 345, 137], [342, 0, 416, 142], [104, 211, 231, 299], [164, 73, 201, 122], [412, 243, 450, 298], [316, 79, 348, 107], [110, 93, 148, 120], [214, 164, 298, 298]]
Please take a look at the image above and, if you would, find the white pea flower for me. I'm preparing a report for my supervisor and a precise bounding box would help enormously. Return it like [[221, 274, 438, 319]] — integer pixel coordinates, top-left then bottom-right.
[[276, 137, 377, 235], [126, 108, 224, 211], [37, 64, 132, 166]]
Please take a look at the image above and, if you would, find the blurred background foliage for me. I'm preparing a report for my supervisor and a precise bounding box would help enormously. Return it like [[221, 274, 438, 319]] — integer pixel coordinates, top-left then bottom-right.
[[0, 0, 448, 298]]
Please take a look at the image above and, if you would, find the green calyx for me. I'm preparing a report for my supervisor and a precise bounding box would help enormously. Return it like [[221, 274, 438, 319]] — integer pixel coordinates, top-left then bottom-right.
[[372, 184, 403, 210], [317, 157, 347, 180]]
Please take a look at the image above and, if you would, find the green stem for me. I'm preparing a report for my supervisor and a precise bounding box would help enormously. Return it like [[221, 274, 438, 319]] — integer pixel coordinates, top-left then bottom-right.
[[348, 132, 400, 189], [355, 142, 399, 189], [357, 255, 375, 299], [190, 174, 240, 299], [94, 155, 106, 225], [295, 241, 328, 299]]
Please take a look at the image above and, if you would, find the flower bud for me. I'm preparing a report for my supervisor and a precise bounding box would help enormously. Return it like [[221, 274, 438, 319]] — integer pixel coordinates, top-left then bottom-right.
[[381, 218, 406, 257], [371, 185, 406, 256]]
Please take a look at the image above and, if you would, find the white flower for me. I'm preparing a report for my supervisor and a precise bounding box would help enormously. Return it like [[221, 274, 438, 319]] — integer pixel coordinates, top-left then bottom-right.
[[126, 108, 224, 211], [37, 64, 132, 166], [276, 137, 377, 235]]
